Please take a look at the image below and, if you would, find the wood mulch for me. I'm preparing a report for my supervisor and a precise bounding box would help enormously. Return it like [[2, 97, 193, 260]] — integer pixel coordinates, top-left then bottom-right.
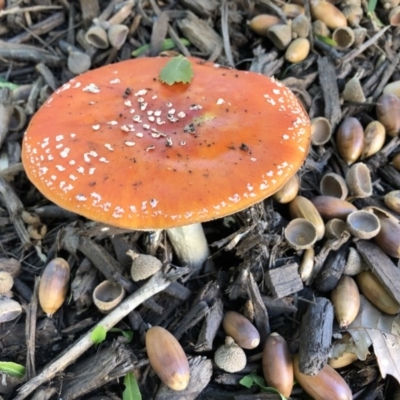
[[1, 0, 400, 399]]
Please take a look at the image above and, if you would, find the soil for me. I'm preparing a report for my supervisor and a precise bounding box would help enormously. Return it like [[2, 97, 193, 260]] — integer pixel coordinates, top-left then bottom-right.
[[1, 0, 400, 399]]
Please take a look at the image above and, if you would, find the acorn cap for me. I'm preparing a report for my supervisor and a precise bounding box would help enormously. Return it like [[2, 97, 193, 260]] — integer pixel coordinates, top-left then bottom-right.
[[93, 280, 125, 312], [127, 250, 162, 281], [0, 297, 22, 323], [214, 336, 247, 373]]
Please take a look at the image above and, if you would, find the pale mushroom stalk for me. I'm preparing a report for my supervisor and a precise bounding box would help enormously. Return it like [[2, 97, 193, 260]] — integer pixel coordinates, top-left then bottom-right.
[[166, 223, 210, 272]]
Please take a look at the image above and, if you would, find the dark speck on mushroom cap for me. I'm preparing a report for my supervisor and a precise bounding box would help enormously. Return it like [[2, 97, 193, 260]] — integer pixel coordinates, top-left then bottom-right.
[[22, 57, 311, 229]]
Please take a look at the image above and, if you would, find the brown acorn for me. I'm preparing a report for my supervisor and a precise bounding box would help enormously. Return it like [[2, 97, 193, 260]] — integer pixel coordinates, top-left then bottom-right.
[[289, 196, 325, 240], [38, 257, 70, 317], [331, 276, 360, 328], [272, 174, 299, 204], [293, 354, 352, 400], [146, 326, 190, 391], [336, 117, 364, 164], [310, 0, 348, 29], [247, 14, 282, 36], [356, 270, 400, 314], [376, 93, 400, 137], [222, 311, 260, 349], [262, 333, 294, 398], [311, 196, 357, 220], [373, 213, 400, 258], [384, 190, 400, 214]]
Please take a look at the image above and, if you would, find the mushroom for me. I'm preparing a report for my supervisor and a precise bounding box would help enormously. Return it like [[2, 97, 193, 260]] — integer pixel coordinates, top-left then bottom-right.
[[21, 57, 311, 272]]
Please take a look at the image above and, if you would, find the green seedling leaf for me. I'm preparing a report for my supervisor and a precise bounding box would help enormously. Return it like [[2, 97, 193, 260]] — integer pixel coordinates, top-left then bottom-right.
[[315, 34, 337, 47], [110, 327, 134, 343], [123, 371, 142, 400], [132, 38, 190, 57], [368, 0, 378, 13], [0, 362, 26, 378], [0, 78, 19, 90], [240, 372, 288, 400], [159, 55, 193, 85], [90, 325, 107, 344]]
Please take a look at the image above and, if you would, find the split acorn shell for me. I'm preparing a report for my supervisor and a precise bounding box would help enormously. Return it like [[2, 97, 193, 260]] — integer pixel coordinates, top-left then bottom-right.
[[331, 275, 360, 328], [38, 257, 70, 316], [262, 333, 294, 398], [293, 354, 352, 400], [222, 311, 260, 349], [356, 270, 400, 314], [146, 326, 190, 391]]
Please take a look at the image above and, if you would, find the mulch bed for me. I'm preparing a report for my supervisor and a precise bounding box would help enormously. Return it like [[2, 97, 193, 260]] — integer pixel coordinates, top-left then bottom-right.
[[1, 0, 400, 399]]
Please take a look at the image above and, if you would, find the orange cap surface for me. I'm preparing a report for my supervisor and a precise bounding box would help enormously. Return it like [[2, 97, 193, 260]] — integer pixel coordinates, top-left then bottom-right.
[[22, 57, 311, 229]]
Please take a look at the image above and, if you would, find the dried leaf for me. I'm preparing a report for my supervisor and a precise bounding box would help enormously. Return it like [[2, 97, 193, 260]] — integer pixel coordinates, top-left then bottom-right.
[[346, 296, 400, 383]]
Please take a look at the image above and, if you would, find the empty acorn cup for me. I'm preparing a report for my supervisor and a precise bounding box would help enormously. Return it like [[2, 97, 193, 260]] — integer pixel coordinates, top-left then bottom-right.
[[85, 25, 109, 49], [343, 247, 365, 276], [325, 218, 348, 239], [333, 27, 355, 49], [346, 162, 372, 198], [285, 218, 318, 250], [0, 297, 22, 323], [291, 14, 310, 38], [267, 24, 292, 50], [93, 280, 125, 312], [320, 173, 348, 200], [346, 210, 380, 239], [311, 117, 332, 146]]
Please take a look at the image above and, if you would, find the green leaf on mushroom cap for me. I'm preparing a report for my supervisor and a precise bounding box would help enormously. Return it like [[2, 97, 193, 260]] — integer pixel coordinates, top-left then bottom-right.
[[159, 55, 193, 85]]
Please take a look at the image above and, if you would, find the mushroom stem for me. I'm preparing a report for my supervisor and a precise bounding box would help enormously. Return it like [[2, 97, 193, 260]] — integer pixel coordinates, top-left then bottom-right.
[[166, 223, 210, 273]]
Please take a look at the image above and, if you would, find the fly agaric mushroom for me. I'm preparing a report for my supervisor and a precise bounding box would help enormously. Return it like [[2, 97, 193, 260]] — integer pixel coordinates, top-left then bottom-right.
[[22, 57, 311, 272]]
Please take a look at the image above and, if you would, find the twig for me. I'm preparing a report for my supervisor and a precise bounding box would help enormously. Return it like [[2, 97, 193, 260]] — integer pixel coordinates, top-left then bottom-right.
[[341, 26, 390, 65], [14, 267, 189, 400], [0, 5, 63, 17], [220, 0, 234, 67]]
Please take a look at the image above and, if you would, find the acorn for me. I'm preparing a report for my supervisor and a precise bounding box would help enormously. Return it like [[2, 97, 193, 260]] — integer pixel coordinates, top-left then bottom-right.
[[247, 14, 282, 36], [222, 311, 260, 349], [282, 3, 304, 18], [214, 336, 247, 373], [0, 297, 22, 323], [127, 250, 162, 281], [311, 196, 357, 220], [299, 247, 315, 283], [336, 117, 364, 164], [328, 333, 358, 369], [373, 212, 400, 258], [285, 38, 310, 63], [262, 333, 294, 398], [384, 190, 400, 214], [289, 196, 325, 240], [146, 326, 190, 391], [356, 270, 400, 314], [393, 153, 400, 170], [310, 0, 348, 29], [0, 271, 14, 294], [376, 93, 400, 137], [272, 174, 299, 203], [293, 354, 352, 400], [361, 121, 386, 159], [38, 257, 70, 317], [331, 276, 360, 328], [383, 80, 400, 97]]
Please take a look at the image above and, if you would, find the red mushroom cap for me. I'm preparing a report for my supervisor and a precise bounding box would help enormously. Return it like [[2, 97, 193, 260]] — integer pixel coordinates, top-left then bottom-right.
[[22, 57, 311, 229]]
